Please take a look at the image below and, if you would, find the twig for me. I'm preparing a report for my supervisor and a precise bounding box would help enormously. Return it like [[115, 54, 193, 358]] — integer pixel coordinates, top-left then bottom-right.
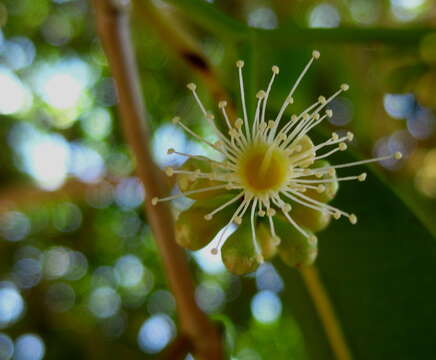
[[90, 1, 223, 359], [134, 0, 236, 121], [163, 0, 434, 45], [300, 266, 352, 360]]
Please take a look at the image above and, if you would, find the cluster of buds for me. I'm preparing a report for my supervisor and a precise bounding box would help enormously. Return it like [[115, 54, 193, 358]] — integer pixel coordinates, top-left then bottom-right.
[[153, 51, 401, 275]]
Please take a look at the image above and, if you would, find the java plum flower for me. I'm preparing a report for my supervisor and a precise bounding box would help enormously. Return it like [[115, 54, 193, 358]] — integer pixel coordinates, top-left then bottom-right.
[[152, 50, 402, 275]]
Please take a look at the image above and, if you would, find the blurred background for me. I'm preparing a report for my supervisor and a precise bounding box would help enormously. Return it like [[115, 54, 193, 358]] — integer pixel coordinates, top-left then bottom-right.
[[0, 0, 435, 359]]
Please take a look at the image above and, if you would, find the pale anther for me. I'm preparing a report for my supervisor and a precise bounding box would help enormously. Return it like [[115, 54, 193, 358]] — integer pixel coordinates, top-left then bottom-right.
[[326, 109, 333, 117], [256, 90, 266, 99], [165, 167, 174, 176], [349, 214, 357, 224], [236, 60, 244, 68], [341, 83, 350, 91], [267, 208, 276, 216], [218, 100, 227, 108], [339, 142, 347, 151], [312, 50, 320, 59], [151, 197, 159, 206], [358, 173, 367, 182], [317, 184, 326, 193], [282, 203, 292, 212], [187, 83, 196, 91], [272, 65, 279, 74], [394, 152, 402, 160]]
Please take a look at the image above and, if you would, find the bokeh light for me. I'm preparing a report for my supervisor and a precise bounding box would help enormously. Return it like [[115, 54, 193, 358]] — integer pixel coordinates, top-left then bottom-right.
[[88, 287, 121, 319], [195, 281, 225, 313], [10, 123, 70, 190], [247, 7, 278, 30], [114, 177, 145, 209], [114, 255, 144, 288], [137, 314, 175, 354], [14, 334, 45, 360], [0, 211, 31, 242], [390, 0, 427, 21], [0, 67, 31, 115], [33, 58, 95, 111], [383, 93, 415, 119], [309, 3, 340, 28], [12, 258, 42, 289], [255, 263, 284, 293], [0, 282, 25, 329], [251, 290, 282, 324], [0, 333, 14, 360], [44, 247, 71, 279]]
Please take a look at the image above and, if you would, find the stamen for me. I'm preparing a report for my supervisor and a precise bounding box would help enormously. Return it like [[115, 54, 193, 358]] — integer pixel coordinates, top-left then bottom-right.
[[236, 60, 250, 141], [151, 184, 228, 205], [260, 65, 279, 128], [204, 191, 244, 220], [273, 50, 321, 133], [187, 83, 207, 116], [250, 199, 263, 262]]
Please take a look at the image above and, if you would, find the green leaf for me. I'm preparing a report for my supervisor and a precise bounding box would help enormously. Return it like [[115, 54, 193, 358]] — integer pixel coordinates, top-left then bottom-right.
[[277, 151, 436, 360]]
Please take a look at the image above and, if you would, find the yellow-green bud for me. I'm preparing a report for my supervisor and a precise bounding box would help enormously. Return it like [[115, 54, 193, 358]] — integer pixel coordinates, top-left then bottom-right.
[[290, 202, 331, 233], [305, 160, 338, 203], [176, 158, 226, 200], [274, 216, 318, 268], [291, 135, 315, 168], [257, 222, 279, 260], [221, 221, 263, 275], [175, 195, 237, 250]]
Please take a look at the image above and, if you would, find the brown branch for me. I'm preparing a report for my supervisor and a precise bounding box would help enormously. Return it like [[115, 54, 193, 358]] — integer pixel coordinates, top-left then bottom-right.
[[90, 1, 223, 359]]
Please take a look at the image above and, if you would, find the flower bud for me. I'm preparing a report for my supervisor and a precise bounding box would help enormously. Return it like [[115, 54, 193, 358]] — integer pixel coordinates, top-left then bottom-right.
[[176, 158, 226, 200], [274, 216, 318, 268], [289, 135, 315, 168], [305, 160, 338, 203], [175, 195, 237, 250], [257, 222, 278, 260], [290, 202, 331, 233], [221, 221, 263, 275]]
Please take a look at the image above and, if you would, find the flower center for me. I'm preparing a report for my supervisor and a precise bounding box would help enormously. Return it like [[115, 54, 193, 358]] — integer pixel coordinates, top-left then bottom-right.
[[237, 142, 290, 194]]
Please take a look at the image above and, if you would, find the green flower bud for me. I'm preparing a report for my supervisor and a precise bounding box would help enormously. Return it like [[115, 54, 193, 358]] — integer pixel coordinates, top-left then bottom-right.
[[176, 158, 226, 200], [175, 195, 237, 250], [257, 222, 279, 260], [291, 202, 331, 233], [305, 160, 338, 203], [289, 135, 315, 168], [274, 216, 318, 268], [221, 221, 263, 275]]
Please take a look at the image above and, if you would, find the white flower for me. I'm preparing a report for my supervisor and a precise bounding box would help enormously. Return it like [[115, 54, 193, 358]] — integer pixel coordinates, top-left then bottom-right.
[[153, 50, 402, 263]]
